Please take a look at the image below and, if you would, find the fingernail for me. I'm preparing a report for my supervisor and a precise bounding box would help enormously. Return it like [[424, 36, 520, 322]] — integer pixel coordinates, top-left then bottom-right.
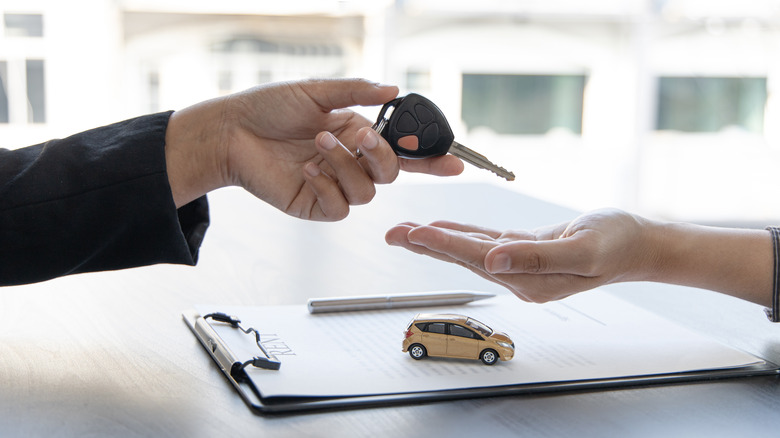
[[304, 162, 321, 177], [361, 130, 378, 151], [489, 253, 511, 273], [407, 234, 428, 248], [321, 132, 338, 150]]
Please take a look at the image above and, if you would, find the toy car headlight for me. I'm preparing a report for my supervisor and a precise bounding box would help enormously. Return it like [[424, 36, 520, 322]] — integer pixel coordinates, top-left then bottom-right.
[[497, 341, 513, 349]]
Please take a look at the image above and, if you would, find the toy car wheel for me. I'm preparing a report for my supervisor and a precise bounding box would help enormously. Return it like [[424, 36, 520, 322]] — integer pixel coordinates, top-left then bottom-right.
[[480, 349, 498, 365], [409, 344, 427, 360]]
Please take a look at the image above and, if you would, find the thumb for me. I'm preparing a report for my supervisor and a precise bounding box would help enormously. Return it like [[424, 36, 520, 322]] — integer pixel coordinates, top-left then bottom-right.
[[301, 78, 399, 111], [485, 237, 594, 276]]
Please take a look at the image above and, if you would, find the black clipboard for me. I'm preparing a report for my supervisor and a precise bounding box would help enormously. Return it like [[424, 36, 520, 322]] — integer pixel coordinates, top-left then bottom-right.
[[182, 304, 780, 414]]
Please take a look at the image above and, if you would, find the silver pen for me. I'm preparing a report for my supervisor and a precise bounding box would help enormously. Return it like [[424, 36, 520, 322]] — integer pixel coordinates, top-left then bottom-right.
[[307, 290, 496, 314]]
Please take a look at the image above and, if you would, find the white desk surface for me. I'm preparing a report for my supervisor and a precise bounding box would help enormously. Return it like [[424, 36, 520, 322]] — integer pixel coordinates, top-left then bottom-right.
[[2, 183, 779, 437]]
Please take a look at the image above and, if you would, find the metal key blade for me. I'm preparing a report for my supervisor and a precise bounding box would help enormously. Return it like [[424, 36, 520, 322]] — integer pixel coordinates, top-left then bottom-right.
[[449, 141, 516, 181]]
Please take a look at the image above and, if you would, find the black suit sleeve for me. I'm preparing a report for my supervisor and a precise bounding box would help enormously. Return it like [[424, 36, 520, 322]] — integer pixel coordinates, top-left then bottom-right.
[[0, 111, 210, 286]]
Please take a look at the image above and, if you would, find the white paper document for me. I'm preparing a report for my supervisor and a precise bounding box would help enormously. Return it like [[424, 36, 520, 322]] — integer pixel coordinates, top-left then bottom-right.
[[193, 290, 767, 400]]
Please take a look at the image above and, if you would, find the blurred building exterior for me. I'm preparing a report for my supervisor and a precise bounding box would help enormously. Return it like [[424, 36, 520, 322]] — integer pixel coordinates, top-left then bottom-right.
[[2, 0, 780, 222]]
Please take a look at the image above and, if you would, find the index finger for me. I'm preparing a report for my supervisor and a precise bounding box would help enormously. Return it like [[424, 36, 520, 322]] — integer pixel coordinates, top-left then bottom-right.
[[406, 225, 500, 270], [299, 78, 399, 111], [426, 220, 505, 239]]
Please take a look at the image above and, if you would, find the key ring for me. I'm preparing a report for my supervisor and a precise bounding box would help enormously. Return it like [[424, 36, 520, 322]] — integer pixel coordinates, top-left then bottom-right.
[[355, 101, 394, 161]]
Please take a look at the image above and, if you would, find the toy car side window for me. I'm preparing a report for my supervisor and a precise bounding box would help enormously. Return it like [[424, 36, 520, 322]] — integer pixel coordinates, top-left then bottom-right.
[[449, 324, 481, 340], [424, 322, 447, 334]]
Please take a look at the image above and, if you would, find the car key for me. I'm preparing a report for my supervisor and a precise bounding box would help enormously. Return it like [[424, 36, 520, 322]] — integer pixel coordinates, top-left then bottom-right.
[[371, 93, 515, 181]]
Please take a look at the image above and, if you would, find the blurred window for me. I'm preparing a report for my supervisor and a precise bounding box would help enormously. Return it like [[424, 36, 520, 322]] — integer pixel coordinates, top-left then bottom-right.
[[211, 37, 345, 92], [0, 61, 8, 123], [26, 59, 45, 123], [4, 13, 43, 37], [461, 73, 585, 135], [656, 77, 766, 133], [406, 70, 431, 92], [218, 71, 232, 95]]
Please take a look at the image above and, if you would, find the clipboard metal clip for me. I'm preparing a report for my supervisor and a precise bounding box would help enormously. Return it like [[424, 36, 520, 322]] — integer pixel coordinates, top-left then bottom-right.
[[204, 312, 282, 372]]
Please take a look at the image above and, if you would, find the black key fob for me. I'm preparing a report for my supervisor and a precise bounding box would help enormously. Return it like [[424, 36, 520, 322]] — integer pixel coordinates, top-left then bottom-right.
[[372, 93, 454, 158]]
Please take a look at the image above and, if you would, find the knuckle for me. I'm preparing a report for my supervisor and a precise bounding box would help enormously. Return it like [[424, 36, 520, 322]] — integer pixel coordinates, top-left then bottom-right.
[[580, 259, 600, 276], [326, 206, 349, 221], [363, 154, 400, 184], [374, 167, 400, 184], [523, 252, 546, 274], [347, 186, 376, 206], [578, 244, 604, 276]]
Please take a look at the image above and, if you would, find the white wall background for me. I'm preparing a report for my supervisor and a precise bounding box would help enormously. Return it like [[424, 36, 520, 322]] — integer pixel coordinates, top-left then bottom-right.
[[2, 0, 780, 223]]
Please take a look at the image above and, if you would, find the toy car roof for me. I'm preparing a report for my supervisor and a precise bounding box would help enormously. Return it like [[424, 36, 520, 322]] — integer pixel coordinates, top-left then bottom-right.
[[413, 313, 469, 322]]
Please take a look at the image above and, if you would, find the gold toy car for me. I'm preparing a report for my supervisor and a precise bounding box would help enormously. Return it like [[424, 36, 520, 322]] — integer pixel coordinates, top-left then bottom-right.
[[402, 313, 514, 365]]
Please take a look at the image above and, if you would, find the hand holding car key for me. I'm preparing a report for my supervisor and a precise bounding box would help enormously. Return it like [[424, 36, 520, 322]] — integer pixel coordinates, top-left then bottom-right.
[[367, 93, 515, 181]]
